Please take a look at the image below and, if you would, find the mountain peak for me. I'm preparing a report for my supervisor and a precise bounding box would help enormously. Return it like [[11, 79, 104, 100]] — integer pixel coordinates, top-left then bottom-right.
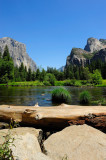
[[0, 37, 37, 71], [84, 37, 106, 52]]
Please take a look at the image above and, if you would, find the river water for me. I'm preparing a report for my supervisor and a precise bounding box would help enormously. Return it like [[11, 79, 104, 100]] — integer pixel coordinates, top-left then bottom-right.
[[0, 86, 106, 106]]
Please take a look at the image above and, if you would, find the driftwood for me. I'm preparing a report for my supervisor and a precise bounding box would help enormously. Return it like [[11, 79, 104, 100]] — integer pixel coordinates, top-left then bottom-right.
[[0, 104, 106, 130]]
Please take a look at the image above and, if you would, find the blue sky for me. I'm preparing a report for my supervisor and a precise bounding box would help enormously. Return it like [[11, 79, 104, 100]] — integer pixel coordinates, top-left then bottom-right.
[[0, 0, 106, 69]]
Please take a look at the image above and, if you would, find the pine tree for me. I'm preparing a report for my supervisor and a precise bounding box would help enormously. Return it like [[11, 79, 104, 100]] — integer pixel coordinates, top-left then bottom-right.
[[3, 45, 11, 61], [27, 68, 32, 81]]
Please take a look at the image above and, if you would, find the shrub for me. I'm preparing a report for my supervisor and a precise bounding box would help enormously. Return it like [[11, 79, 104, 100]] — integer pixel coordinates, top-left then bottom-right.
[[43, 80, 51, 86], [74, 81, 82, 87], [44, 73, 56, 86], [52, 87, 71, 104], [55, 81, 65, 86], [92, 69, 102, 85], [64, 80, 72, 86], [79, 90, 91, 104]]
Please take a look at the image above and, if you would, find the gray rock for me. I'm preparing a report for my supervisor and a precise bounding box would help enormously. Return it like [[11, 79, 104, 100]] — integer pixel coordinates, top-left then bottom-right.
[[91, 48, 106, 62], [44, 124, 106, 160], [0, 37, 37, 71], [66, 38, 106, 67], [84, 37, 106, 52], [99, 39, 106, 45], [66, 48, 92, 67], [58, 66, 65, 72]]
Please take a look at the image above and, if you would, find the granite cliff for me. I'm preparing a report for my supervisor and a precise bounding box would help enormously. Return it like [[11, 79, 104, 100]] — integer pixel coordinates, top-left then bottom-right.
[[84, 37, 106, 52], [66, 37, 106, 67], [0, 37, 37, 71]]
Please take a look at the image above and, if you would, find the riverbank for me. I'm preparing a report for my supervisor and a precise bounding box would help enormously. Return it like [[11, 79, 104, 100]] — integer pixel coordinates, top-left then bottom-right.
[[0, 79, 106, 87]]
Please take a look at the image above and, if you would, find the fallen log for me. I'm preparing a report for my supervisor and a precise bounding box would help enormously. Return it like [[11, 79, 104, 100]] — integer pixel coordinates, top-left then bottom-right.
[[0, 104, 106, 131]]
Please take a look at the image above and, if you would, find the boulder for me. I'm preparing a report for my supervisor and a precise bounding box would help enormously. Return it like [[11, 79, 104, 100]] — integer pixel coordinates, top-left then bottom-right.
[[0, 127, 51, 160], [44, 124, 106, 160]]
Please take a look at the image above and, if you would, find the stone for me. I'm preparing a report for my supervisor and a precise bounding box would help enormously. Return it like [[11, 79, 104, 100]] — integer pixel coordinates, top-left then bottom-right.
[[44, 124, 106, 160], [91, 48, 106, 63], [84, 37, 106, 53], [65, 38, 106, 68], [0, 127, 44, 160], [34, 152, 52, 160], [66, 48, 92, 67], [0, 37, 37, 71], [0, 122, 9, 129]]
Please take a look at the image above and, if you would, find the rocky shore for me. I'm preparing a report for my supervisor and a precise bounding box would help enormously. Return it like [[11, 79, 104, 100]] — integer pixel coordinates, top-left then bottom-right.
[[0, 104, 106, 160]]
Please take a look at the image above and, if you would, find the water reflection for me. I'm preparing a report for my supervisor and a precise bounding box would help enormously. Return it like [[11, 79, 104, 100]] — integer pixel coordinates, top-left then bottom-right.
[[0, 86, 106, 106]]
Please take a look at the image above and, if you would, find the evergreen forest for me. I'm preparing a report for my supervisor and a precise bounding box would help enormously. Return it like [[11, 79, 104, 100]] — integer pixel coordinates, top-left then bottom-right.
[[0, 45, 106, 85]]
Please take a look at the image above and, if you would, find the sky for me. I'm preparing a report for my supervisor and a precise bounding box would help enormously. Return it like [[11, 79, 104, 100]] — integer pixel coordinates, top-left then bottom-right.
[[0, 0, 106, 70]]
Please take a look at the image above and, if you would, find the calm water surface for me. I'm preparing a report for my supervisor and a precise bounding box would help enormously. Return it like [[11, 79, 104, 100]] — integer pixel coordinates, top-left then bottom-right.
[[0, 86, 106, 106]]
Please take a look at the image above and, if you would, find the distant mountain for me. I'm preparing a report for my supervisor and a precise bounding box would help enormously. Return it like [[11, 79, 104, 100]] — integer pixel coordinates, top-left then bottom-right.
[[66, 37, 106, 67], [0, 37, 37, 71], [58, 66, 65, 72]]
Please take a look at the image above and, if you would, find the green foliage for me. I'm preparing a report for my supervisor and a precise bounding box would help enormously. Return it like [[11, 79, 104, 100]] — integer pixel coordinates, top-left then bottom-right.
[[64, 79, 72, 86], [0, 73, 9, 83], [0, 132, 15, 160], [0, 45, 105, 85], [3, 45, 11, 61], [52, 87, 71, 104], [74, 80, 82, 87], [0, 51, 2, 59], [36, 69, 40, 80], [0, 119, 19, 160], [91, 98, 106, 106], [27, 68, 32, 81], [96, 79, 106, 87], [55, 81, 65, 86], [0, 46, 14, 83], [44, 73, 56, 86], [40, 69, 46, 81], [92, 69, 102, 85], [7, 81, 44, 86], [43, 80, 51, 86], [80, 90, 91, 105]]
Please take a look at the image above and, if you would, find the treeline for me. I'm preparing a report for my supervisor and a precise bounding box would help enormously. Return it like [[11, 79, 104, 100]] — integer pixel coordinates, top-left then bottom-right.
[[0, 45, 105, 85], [0, 46, 56, 85]]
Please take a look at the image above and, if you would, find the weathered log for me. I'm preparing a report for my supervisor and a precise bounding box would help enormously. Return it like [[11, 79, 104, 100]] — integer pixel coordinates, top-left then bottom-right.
[[0, 104, 106, 131]]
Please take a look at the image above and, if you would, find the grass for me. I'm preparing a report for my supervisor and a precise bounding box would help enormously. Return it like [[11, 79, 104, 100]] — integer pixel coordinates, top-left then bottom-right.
[[0, 81, 44, 86], [79, 90, 91, 105], [0, 79, 106, 87], [91, 98, 106, 106], [96, 79, 106, 87], [52, 87, 71, 104]]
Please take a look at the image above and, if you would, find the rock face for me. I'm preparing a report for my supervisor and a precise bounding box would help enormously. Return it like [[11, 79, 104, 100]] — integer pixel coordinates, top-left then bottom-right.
[[0, 37, 37, 71], [84, 37, 106, 52], [99, 39, 106, 45], [0, 127, 52, 160], [44, 124, 106, 160], [91, 48, 106, 62], [66, 38, 106, 67], [66, 48, 92, 67]]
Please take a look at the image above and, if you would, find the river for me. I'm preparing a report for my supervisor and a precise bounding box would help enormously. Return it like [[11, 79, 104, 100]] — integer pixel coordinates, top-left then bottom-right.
[[0, 86, 106, 106]]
